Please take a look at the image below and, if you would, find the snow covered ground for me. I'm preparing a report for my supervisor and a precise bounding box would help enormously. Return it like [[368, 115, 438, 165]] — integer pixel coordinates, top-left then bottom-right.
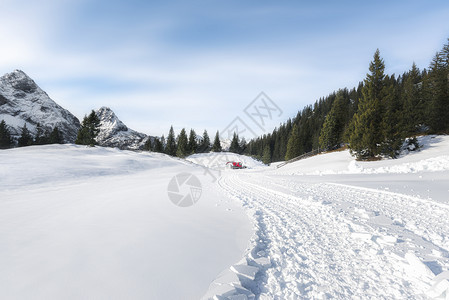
[[1, 135, 449, 299], [0, 145, 252, 300]]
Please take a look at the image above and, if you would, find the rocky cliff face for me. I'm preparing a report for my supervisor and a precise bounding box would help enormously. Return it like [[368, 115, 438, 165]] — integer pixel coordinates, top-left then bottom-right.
[[0, 70, 80, 142], [95, 107, 151, 150]]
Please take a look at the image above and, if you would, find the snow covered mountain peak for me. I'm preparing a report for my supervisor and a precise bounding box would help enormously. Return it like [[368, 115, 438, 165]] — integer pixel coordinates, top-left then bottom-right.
[[0, 70, 80, 142], [94, 106, 150, 150]]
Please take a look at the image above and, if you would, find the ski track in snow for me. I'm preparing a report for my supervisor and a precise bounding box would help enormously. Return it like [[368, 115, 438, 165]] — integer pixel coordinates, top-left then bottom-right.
[[208, 173, 449, 299]]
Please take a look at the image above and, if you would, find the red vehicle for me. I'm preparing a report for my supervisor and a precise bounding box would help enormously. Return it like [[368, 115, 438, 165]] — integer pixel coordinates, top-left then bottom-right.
[[226, 161, 246, 169]]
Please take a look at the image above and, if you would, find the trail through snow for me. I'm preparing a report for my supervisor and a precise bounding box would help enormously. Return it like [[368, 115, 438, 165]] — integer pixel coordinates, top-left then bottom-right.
[[204, 172, 449, 299]]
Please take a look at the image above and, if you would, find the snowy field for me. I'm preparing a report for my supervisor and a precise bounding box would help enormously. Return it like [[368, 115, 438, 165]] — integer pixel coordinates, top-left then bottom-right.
[[1, 136, 449, 299]]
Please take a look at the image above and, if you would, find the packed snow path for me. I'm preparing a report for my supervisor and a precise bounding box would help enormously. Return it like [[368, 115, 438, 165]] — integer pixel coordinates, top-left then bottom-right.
[[213, 172, 449, 299]]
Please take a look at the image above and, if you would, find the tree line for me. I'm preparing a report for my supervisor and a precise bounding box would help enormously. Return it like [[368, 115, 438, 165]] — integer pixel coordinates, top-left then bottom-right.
[[0, 120, 64, 149], [245, 38, 449, 162]]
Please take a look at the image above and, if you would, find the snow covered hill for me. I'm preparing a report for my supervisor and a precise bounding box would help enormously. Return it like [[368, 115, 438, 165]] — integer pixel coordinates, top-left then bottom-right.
[[0, 70, 80, 142], [95, 106, 152, 150]]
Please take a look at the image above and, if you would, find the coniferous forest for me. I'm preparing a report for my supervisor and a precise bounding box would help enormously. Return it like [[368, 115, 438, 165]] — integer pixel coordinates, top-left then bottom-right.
[[245, 39, 449, 162]]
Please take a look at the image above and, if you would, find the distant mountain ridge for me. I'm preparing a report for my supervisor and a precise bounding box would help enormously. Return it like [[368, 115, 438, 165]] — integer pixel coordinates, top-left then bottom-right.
[[0, 70, 80, 142], [0, 70, 152, 150]]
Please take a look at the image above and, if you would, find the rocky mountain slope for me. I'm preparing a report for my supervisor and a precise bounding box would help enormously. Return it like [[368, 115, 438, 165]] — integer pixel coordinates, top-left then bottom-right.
[[0, 70, 80, 142], [95, 107, 151, 150]]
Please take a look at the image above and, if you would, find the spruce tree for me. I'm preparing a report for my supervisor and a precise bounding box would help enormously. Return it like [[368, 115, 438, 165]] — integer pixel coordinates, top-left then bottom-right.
[[427, 51, 449, 133], [285, 123, 300, 160], [75, 110, 100, 146], [153, 137, 164, 153], [49, 126, 64, 144], [0, 120, 13, 149], [199, 129, 210, 153], [187, 129, 198, 154], [262, 144, 271, 164], [165, 126, 177, 156], [349, 49, 386, 159], [143, 137, 152, 151], [229, 132, 240, 153], [18, 124, 33, 147], [212, 131, 222, 152], [34, 123, 44, 145], [176, 128, 188, 158], [381, 75, 403, 158], [402, 63, 424, 135]]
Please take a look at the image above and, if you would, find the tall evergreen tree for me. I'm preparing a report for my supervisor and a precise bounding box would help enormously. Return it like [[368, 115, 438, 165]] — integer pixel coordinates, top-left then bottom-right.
[[153, 137, 164, 153], [18, 124, 33, 147], [49, 126, 64, 144], [143, 137, 152, 151], [199, 129, 210, 153], [165, 126, 177, 156], [229, 132, 240, 153], [0, 120, 13, 149], [176, 128, 188, 158], [34, 123, 45, 145], [427, 51, 449, 132], [212, 131, 222, 152], [262, 144, 271, 164], [75, 110, 100, 146], [285, 123, 300, 160], [349, 49, 386, 159], [187, 129, 198, 154], [402, 63, 424, 135]]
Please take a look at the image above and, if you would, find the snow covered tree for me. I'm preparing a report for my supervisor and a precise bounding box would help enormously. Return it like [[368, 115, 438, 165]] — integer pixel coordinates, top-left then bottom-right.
[[165, 126, 177, 156], [0, 120, 13, 149], [187, 129, 198, 154], [212, 131, 222, 152], [75, 110, 100, 146], [18, 124, 33, 147], [176, 128, 188, 158], [285, 123, 300, 160]]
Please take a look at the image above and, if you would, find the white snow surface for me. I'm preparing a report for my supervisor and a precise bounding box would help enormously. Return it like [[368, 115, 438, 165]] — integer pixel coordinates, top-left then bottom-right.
[[2, 135, 449, 299]]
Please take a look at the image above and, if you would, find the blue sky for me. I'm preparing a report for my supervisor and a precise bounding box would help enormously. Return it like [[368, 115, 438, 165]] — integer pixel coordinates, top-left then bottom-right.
[[1, 0, 449, 138]]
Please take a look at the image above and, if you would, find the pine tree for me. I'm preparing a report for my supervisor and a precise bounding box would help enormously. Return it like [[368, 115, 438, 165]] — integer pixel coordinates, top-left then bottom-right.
[[349, 49, 386, 159], [187, 129, 198, 154], [49, 126, 64, 144], [0, 120, 13, 149], [153, 138, 164, 153], [427, 51, 449, 133], [262, 144, 271, 164], [165, 126, 177, 156], [199, 129, 210, 153], [402, 63, 424, 135], [143, 137, 152, 151], [18, 124, 33, 147], [229, 132, 240, 153], [176, 128, 188, 158], [319, 112, 338, 150], [75, 110, 100, 146], [285, 123, 300, 160], [34, 123, 45, 145], [381, 75, 404, 158], [212, 131, 222, 152]]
